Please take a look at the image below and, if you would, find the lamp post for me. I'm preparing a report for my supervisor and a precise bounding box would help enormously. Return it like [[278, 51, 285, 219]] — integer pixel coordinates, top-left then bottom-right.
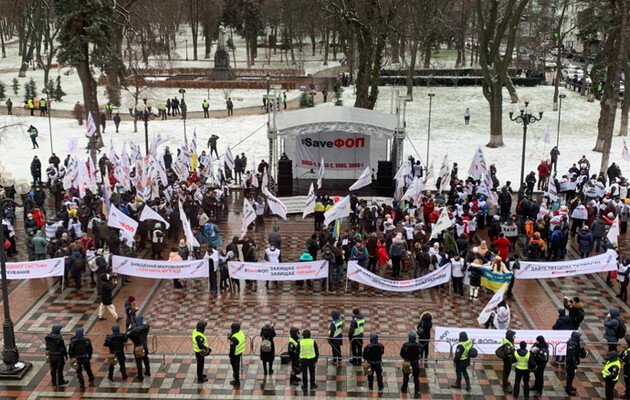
[[266, 72, 271, 94], [0, 196, 32, 380], [508, 94, 544, 189], [179, 88, 187, 142], [43, 89, 53, 155], [185, 39, 189, 61], [556, 93, 566, 148], [130, 98, 158, 155], [426, 92, 435, 172]]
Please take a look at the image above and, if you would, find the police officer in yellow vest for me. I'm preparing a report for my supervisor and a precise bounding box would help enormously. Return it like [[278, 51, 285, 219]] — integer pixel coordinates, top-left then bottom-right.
[[192, 321, 211, 383], [28, 98, 35, 116], [603, 350, 621, 400], [39, 97, 47, 116], [329, 310, 344, 365], [513, 341, 535, 400], [450, 332, 472, 391], [297, 329, 319, 391], [621, 336, 630, 399], [500, 329, 516, 393], [349, 308, 365, 365], [228, 322, 246, 386], [202, 99, 209, 118], [314, 196, 325, 231]]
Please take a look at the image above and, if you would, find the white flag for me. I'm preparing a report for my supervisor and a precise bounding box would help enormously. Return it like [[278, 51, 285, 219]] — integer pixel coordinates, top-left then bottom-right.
[[623, 140, 630, 162], [479, 167, 498, 207], [607, 217, 620, 247], [430, 207, 452, 240], [178, 200, 200, 251], [139, 205, 170, 229], [262, 170, 269, 190], [107, 206, 138, 242], [241, 197, 257, 236], [438, 154, 450, 192], [477, 283, 508, 325], [546, 177, 558, 201], [349, 167, 372, 191], [402, 176, 423, 206], [394, 160, 412, 188], [317, 158, 325, 189], [302, 182, 316, 219], [467, 146, 486, 181], [85, 111, 97, 138], [224, 145, 235, 169], [263, 186, 288, 220], [543, 123, 552, 145], [67, 138, 79, 154], [323, 195, 351, 226]]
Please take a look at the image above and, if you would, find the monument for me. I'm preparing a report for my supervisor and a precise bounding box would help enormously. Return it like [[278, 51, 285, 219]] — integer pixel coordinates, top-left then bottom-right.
[[209, 24, 236, 80]]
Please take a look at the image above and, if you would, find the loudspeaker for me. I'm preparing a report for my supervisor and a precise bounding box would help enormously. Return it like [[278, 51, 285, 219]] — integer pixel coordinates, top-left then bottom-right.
[[277, 158, 293, 196], [377, 160, 394, 196]]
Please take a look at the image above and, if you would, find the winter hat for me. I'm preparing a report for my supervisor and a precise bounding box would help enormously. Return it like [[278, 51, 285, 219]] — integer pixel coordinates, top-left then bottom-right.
[[408, 332, 417, 342], [370, 333, 378, 344], [493, 215, 500, 221], [51, 325, 62, 334], [459, 332, 468, 341], [128, 295, 135, 302]]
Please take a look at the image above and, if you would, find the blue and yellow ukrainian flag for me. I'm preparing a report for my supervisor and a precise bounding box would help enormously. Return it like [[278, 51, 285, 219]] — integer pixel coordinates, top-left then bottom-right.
[[481, 269, 513, 292]]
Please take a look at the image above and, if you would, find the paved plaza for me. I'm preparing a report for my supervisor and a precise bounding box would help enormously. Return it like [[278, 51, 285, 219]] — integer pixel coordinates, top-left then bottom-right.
[[1, 192, 629, 399]]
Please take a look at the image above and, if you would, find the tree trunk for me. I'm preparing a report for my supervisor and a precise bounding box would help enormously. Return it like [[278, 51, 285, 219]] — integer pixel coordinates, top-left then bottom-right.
[[331, 30, 338, 61], [323, 28, 329, 65], [0, 19, 5, 58], [422, 39, 432, 68], [203, 24, 211, 59], [76, 45, 102, 156], [310, 29, 316, 56], [390, 37, 399, 64], [406, 39, 418, 100], [250, 35, 256, 65], [620, 91, 629, 136], [486, 82, 504, 147], [288, 25, 296, 64], [353, 38, 371, 109], [505, 75, 519, 103]]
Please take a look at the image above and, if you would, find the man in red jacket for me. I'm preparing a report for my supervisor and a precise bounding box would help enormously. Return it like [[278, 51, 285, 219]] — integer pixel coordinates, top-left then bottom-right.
[[537, 160, 550, 191], [493, 233, 511, 260]]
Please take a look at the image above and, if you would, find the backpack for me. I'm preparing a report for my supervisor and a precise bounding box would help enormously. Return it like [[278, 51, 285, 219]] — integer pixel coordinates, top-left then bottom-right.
[[72, 256, 86, 273], [551, 229, 563, 243], [527, 241, 542, 260], [468, 347, 478, 358], [616, 318, 627, 339], [495, 343, 508, 359], [261, 339, 272, 353]]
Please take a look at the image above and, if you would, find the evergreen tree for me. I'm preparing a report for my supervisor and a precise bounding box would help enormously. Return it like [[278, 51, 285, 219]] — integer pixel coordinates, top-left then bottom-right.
[[53, 76, 66, 102], [0, 81, 5, 100], [11, 78, 19, 96]]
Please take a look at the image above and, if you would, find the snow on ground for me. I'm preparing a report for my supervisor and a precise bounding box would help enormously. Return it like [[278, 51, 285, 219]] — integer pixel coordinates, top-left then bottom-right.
[[2, 85, 627, 188]]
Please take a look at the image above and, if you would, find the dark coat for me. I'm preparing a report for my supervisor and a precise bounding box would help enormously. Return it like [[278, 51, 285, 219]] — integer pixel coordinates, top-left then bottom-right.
[[259, 325, 276, 362]]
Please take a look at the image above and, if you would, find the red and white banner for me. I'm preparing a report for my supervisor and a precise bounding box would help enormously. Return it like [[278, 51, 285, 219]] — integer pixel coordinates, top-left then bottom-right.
[[295, 131, 370, 170], [6, 258, 65, 280], [347, 261, 450, 292], [108, 206, 138, 242], [228, 260, 328, 281], [112, 255, 208, 279], [515, 250, 618, 279], [434, 326, 572, 355]]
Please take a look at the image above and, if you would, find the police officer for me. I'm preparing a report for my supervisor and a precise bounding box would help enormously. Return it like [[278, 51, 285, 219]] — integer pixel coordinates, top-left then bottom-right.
[[228, 322, 246, 386], [28, 98, 35, 116], [288, 327, 301, 385], [127, 316, 151, 381], [450, 331, 472, 391], [297, 329, 319, 391], [363, 333, 384, 391], [621, 336, 630, 399], [28, 125, 39, 149], [68, 328, 94, 388], [349, 308, 365, 365], [500, 329, 516, 393], [314, 196, 325, 231], [565, 331, 587, 396], [530, 335, 550, 397], [400, 332, 421, 394], [104, 324, 128, 381], [329, 310, 343, 365], [40, 97, 47, 116], [603, 350, 621, 400], [44, 324, 68, 386], [513, 341, 535, 399], [193, 321, 211, 383], [202, 99, 209, 118]]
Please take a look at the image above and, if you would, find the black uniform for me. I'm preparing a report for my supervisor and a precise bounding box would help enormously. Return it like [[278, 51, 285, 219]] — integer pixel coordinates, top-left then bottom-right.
[[127, 316, 151, 380], [348, 311, 364, 365], [400, 333, 422, 394], [288, 328, 301, 385], [363, 333, 385, 390], [68, 328, 94, 386], [530, 336, 549, 396], [565, 331, 587, 395], [104, 325, 128, 381], [44, 325, 68, 386]]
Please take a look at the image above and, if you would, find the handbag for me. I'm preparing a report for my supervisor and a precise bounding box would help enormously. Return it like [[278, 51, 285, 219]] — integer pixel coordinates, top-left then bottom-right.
[[68, 357, 78, 370], [107, 354, 118, 366], [134, 346, 145, 358], [45, 351, 50, 364], [362, 361, 373, 376], [402, 361, 412, 374], [201, 347, 211, 357]]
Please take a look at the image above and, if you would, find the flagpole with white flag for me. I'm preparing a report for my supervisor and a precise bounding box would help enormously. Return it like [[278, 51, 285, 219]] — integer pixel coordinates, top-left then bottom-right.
[[477, 283, 508, 325], [317, 158, 325, 189], [429, 207, 452, 240], [323, 195, 351, 227], [607, 217, 620, 248], [302, 183, 316, 219], [348, 166, 372, 191], [623, 139, 630, 162], [241, 197, 256, 236], [263, 187, 288, 219]]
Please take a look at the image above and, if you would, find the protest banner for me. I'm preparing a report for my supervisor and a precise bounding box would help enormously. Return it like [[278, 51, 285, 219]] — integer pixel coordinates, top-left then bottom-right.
[[515, 250, 618, 279], [107, 206, 138, 242], [347, 261, 450, 292], [480, 268, 513, 292], [228, 260, 328, 281], [434, 326, 572, 355], [5, 258, 65, 280], [112, 255, 208, 279]]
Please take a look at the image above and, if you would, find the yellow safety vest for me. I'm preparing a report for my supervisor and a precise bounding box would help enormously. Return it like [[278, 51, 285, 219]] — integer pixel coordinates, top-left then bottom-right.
[[202, 101, 209, 108], [354, 318, 365, 336], [299, 338, 316, 359], [501, 337, 515, 352], [459, 339, 473, 360], [514, 351, 530, 370], [28, 99, 34, 108], [333, 320, 343, 338], [40, 99, 46, 107], [289, 337, 298, 347], [232, 330, 246, 355], [324, 203, 333, 212], [314, 201, 325, 212], [192, 330, 208, 353], [603, 359, 621, 381]]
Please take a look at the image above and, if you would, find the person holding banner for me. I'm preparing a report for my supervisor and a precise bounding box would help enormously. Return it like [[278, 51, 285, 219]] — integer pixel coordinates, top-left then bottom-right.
[[450, 331, 472, 391]]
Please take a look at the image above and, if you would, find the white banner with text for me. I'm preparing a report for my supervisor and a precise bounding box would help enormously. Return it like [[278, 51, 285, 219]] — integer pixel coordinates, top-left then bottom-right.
[[6, 258, 65, 280], [228, 260, 328, 281], [295, 131, 370, 170], [347, 261, 451, 292], [515, 250, 618, 280], [111, 255, 208, 279]]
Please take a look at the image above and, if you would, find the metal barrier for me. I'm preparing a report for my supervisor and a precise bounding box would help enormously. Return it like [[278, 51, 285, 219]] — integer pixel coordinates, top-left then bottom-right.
[[551, 339, 614, 367]]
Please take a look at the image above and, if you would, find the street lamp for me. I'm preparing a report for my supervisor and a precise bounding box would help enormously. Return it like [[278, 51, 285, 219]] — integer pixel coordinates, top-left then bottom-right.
[[0, 197, 32, 380], [556, 93, 566, 148], [178, 88, 187, 142], [426, 92, 435, 172], [508, 94, 544, 189], [42, 88, 53, 155], [266, 72, 271, 94], [185, 39, 189, 61], [130, 97, 158, 155]]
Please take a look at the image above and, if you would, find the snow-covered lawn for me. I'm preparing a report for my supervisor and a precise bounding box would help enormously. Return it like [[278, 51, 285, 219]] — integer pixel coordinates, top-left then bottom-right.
[[1, 85, 627, 189]]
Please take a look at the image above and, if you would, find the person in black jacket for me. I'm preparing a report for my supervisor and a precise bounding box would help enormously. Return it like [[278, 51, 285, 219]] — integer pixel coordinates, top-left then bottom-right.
[[400, 332, 422, 394], [68, 327, 94, 387], [104, 324, 128, 381], [98, 273, 120, 321], [450, 331, 472, 391], [127, 316, 151, 381], [530, 335, 549, 397], [348, 308, 365, 365], [44, 324, 68, 386], [193, 320, 211, 382], [363, 333, 385, 391], [417, 311, 433, 362], [565, 331, 587, 396], [288, 327, 301, 385], [260, 321, 276, 375]]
